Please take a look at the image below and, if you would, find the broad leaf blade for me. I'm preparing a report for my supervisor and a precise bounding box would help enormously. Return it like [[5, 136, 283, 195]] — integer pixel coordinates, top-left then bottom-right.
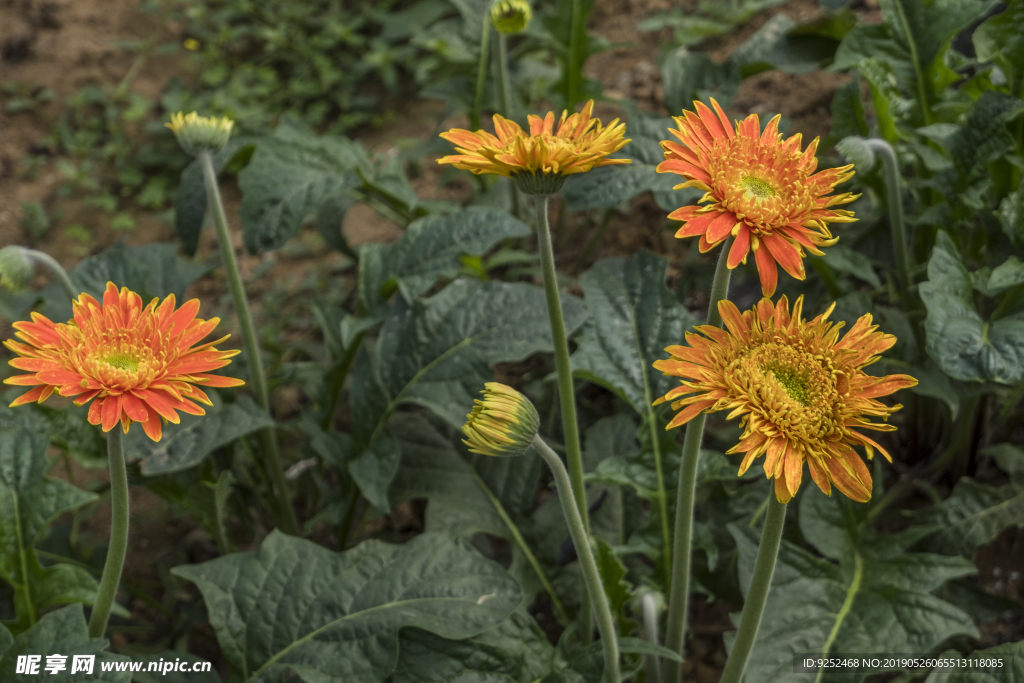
[[172, 531, 521, 683]]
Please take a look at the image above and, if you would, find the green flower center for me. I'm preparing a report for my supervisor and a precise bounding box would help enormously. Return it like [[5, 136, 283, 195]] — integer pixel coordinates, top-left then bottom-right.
[[104, 354, 139, 372], [766, 364, 809, 406], [741, 176, 777, 202]]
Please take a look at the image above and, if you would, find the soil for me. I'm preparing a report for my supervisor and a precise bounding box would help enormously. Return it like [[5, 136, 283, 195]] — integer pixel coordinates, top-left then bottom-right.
[[1, 0, 1021, 680]]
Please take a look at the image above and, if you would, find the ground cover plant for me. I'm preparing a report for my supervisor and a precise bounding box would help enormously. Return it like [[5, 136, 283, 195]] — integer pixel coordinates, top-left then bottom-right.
[[0, 0, 1022, 681]]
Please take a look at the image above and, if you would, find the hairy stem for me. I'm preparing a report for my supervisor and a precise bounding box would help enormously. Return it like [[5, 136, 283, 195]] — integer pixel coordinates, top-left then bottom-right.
[[534, 436, 620, 683], [200, 151, 299, 536], [719, 494, 788, 683], [23, 248, 76, 301], [471, 16, 492, 131], [663, 240, 732, 683], [88, 429, 129, 638]]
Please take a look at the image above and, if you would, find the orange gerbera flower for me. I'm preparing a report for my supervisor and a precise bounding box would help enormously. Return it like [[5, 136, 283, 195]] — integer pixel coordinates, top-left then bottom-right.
[[3, 282, 244, 441], [438, 100, 630, 194], [659, 99, 858, 296], [653, 296, 916, 503]]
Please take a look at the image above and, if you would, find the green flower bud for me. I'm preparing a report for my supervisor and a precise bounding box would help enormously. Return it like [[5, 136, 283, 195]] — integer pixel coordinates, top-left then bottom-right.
[[491, 0, 532, 35], [0, 246, 33, 292], [165, 111, 234, 156], [462, 382, 540, 457]]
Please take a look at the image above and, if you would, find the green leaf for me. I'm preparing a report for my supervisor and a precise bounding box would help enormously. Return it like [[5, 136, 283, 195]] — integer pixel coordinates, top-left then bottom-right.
[[0, 402, 106, 469], [661, 50, 740, 114], [831, 80, 870, 140], [393, 608, 555, 683], [921, 234, 1024, 384], [730, 14, 842, 76], [733, 487, 978, 682], [998, 182, 1024, 248], [125, 396, 273, 476], [237, 130, 368, 253], [947, 90, 1024, 188], [174, 140, 256, 256], [814, 244, 882, 288], [593, 537, 634, 635], [974, 0, 1024, 89], [0, 605, 130, 681], [983, 442, 1024, 485], [572, 250, 698, 414], [172, 530, 521, 683], [358, 207, 531, 316], [912, 477, 1024, 558], [927, 642, 1024, 683], [0, 428, 98, 631], [975, 256, 1024, 297], [349, 280, 585, 508]]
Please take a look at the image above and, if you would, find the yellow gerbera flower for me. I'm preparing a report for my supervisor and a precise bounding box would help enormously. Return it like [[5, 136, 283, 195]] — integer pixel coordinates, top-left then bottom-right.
[[4, 282, 244, 441], [462, 382, 540, 457], [166, 111, 234, 156], [438, 100, 630, 194], [653, 296, 917, 503], [659, 99, 859, 297]]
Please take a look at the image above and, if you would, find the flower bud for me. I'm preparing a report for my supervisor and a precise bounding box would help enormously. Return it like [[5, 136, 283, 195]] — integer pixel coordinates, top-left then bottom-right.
[[0, 246, 33, 292], [462, 382, 540, 457], [165, 111, 234, 156], [491, 0, 532, 35]]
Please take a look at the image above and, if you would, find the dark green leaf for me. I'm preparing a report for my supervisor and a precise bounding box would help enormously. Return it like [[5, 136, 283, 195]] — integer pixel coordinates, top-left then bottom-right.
[[572, 250, 698, 414], [172, 531, 521, 683], [814, 244, 882, 288], [912, 477, 1024, 558], [973, 0, 1024, 89], [830, 80, 870, 140], [593, 537, 634, 634], [0, 605, 129, 681], [173, 140, 254, 256], [126, 396, 273, 476], [730, 14, 841, 76], [927, 641, 1024, 682], [661, 50, 740, 114]]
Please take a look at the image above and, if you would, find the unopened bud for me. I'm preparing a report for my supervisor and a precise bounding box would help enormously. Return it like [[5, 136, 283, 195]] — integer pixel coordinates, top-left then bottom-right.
[[166, 111, 234, 156], [491, 0, 532, 35], [462, 382, 540, 457]]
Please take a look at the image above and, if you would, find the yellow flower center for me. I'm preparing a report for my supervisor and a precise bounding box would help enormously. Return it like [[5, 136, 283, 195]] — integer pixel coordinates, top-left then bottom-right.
[[741, 176, 777, 202], [103, 353, 140, 373]]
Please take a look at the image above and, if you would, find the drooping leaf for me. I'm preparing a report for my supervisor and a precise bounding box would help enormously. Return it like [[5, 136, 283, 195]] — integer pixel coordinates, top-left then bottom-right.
[[348, 280, 585, 509], [393, 608, 555, 683], [125, 396, 274, 476], [357, 207, 530, 316], [172, 531, 521, 683], [572, 250, 698, 414], [921, 233, 1024, 384], [0, 605, 130, 681]]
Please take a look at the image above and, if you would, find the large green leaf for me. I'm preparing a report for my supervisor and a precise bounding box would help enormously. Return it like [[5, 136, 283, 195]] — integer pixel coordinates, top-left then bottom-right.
[[730, 13, 844, 76], [0, 428, 99, 631], [912, 476, 1024, 559], [125, 396, 273, 476], [732, 487, 977, 683], [661, 51, 741, 113], [358, 207, 531, 316], [237, 129, 369, 253], [348, 280, 585, 509], [0, 605, 129, 681], [921, 233, 1024, 384], [562, 117, 694, 213], [974, 0, 1024, 90], [172, 530, 521, 683], [946, 91, 1024, 188], [393, 608, 555, 683], [572, 250, 698, 414]]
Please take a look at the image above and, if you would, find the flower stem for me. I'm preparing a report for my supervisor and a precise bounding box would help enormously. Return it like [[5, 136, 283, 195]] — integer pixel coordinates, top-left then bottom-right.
[[640, 592, 663, 683], [88, 428, 129, 639], [24, 249, 76, 301], [864, 139, 913, 308], [534, 194, 593, 642], [471, 15, 492, 131], [534, 436, 620, 683], [199, 151, 300, 537], [663, 239, 732, 683], [719, 494, 788, 683]]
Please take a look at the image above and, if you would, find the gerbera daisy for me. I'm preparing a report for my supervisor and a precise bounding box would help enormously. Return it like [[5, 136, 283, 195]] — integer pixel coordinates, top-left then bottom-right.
[[462, 382, 540, 457], [4, 281, 244, 441], [659, 99, 858, 296], [653, 296, 916, 503], [438, 100, 630, 194]]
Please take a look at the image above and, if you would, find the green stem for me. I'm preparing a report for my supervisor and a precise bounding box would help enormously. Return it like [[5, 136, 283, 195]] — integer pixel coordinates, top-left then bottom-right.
[[640, 592, 662, 683], [471, 16, 492, 131], [88, 429, 129, 639], [813, 553, 862, 683], [534, 436, 620, 683], [467, 460, 571, 625], [320, 331, 365, 430], [566, 0, 584, 111], [199, 151, 299, 536], [718, 494, 788, 683], [23, 248, 76, 301], [864, 139, 913, 304], [534, 194, 593, 644], [663, 240, 732, 683]]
